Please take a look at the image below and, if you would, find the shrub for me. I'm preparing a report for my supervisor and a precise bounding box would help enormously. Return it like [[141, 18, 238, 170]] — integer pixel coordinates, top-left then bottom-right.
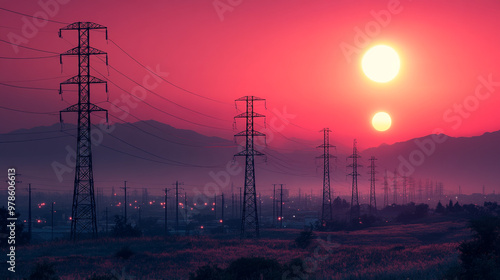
[[396, 203, 428, 223], [29, 261, 59, 280], [111, 215, 142, 238], [458, 216, 500, 279], [87, 273, 117, 280], [189, 265, 224, 280], [282, 258, 309, 279], [190, 257, 283, 280], [115, 245, 134, 260], [225, 257, 282, 280], [435, 201, 445, 213], [295, 227, 315, 249]]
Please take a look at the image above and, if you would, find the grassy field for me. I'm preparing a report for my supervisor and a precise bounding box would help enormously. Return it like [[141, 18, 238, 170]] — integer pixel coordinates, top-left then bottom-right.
[[1, 219, 471, 280]]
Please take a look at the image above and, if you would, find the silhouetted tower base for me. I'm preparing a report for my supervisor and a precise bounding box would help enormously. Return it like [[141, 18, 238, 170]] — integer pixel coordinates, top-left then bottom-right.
[[393, 170, 398, 205], [348, 139, 361, 220], [59, 22, 109, 240], [402, 176, 407, 205], [318, 128, 335, 226], [234, 96, 266, 238], [368, 156, 377, 214], [383, 170, 389, 208]]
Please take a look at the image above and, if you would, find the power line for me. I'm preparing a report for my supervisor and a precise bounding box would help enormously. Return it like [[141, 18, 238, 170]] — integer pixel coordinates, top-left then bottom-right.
[[109, 38, 229, 105], [0, 54, 58, 59], [263, 161, 317, 178], [0, 38, 59, 54], [95, 57, 228, 122], [0, 25, 52, 34], [61, 129, 224, 169], [255, 123, 313, 146], [102, 109, 233, 148], [0, 7, 69, 25], [0, 81, 59, 91], [90, 123, 223, 168], [0, 105, 58, 115], [1, 75, 72, 83], [91, 67, 232, 131], [0, 134, 71, 143]]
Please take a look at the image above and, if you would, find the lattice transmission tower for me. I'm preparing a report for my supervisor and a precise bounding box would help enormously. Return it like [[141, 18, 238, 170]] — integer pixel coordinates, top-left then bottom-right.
[[393, 169, 398, 205], [409, 177, 415, 203], [59, 22, 108, 240], [402, 175, 407, 205], [348, 139, 361, 220], [383, 170, 389, 207], [368, 156, 377, 214], [234, 96, 266, 238], [317, 128, 335, 226]]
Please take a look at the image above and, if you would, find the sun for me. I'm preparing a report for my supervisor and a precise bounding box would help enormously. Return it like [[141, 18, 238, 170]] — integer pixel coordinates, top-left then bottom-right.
[[362, 45, 400, 83], [372, 112, 392, 132]]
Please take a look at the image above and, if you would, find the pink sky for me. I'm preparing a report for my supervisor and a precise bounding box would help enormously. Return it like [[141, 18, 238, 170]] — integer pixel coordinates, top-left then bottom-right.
[[2, 0, 500, 149]]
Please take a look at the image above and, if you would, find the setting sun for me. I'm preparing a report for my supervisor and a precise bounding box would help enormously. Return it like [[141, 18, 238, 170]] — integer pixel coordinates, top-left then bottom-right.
[[362, 45, 400, 83], [372, 112, 392, 132]]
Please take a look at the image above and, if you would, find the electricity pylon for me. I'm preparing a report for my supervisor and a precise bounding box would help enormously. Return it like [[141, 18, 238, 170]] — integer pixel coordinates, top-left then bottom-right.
[[393, 169, 398, 205], [368, 156, 377, 214], [234, 96, 266, 238], [402, 175, 407, 205], [383, 170, 389, 207], [348, 139, 361, 220], [317, 128, 335, 226], [59, 22, 108, 240]]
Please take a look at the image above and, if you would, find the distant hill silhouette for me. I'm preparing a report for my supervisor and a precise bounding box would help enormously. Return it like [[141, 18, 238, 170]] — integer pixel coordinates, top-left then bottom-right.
[[362, 131, 500, 194], [0, 121, 498, 195]]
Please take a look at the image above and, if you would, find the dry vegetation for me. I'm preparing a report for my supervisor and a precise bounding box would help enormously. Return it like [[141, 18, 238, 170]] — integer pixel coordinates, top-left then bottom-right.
[[0, 220, 472, 280]]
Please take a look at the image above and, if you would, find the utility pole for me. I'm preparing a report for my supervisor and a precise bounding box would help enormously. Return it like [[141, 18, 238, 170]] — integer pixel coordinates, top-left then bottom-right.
[[258, 192, 262, 223], [121, 181, 127, 223], [430, 180, 434, 201], [280, 184, 284, 228], [272, 184, 277, 227], [59, 22, 108, 240], [234, 96, 266, 238], [176, 182, 179, 231], [164, 188, 172, 235], [409, 177, 415, 203], [402, 175, 407, 205], [298, 188, 301, 209], [105, 207, 108, 234], [184, 192, 188, 231], [317, 128, 335, 227], [231, 183, 235, 219], [348, 139, 361, 220], [221, 193, 225, 226], [138, 205, 142, 224], [231, 193, 235, 219], [368, 156, 377, 214], [393, 170, 398, 205], [28, 183, 32, 243], [173, 181, 184, 233], [51, 202, 55, 241], [425, 179, 430, 201], [95, 187, 99, 223], [383, 171, 389, 207], [214, 194, 217, 220], [418, 179, 423, 202]]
